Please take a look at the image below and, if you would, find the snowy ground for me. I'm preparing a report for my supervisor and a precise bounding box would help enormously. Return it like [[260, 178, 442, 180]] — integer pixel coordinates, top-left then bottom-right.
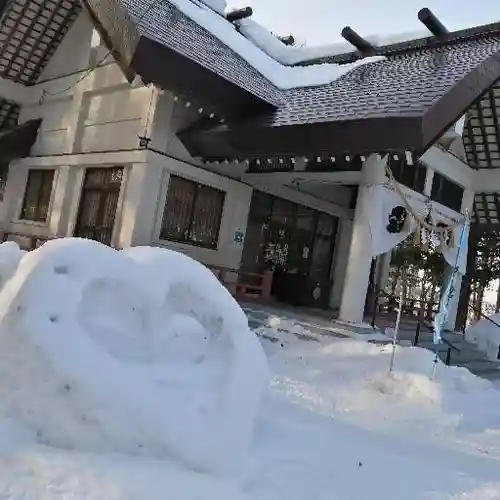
[[0, 240, 500, 499], [252, 331, 500, 500], [3, 330, 500, 499], [466, 314, 500, 363]]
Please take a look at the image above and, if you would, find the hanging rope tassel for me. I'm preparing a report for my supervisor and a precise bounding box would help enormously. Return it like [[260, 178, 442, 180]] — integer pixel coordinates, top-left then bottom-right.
[[448, 229, 455, 250], [384, 163, 464, 234], [412, 223, 421, 246]]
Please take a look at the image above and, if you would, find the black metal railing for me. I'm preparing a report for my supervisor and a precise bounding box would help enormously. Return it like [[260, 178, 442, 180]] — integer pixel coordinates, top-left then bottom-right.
[[465, 302, 500, 360], [370, 287, 456, 365]]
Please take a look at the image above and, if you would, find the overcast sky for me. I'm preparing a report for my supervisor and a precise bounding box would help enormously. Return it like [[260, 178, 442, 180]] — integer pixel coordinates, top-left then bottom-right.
[[226, 0, 499, 46]]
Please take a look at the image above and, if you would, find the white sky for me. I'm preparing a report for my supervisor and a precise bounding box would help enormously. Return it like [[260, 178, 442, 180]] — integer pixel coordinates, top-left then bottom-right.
[[226, 0, 500, 46]]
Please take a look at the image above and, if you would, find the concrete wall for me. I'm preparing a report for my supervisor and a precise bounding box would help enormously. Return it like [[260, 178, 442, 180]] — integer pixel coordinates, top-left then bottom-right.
[[128, 150, 253, 269], [145, 91, 354, 273], [2, 12, 155, 245]]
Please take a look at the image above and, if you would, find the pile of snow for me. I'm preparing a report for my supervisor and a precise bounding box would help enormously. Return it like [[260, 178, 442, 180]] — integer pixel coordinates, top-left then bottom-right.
[[466, 314, 500, 362], [195, 0, 226, 15], [0, 238, 499, 499], [0, 239, 267, 477], [0, 241, 26, 291], [235, 18, 354, 65], [236, 19, 433, 66], [365, 28, 433, 47], [0, 438, 249, 500], [264, 332, 499, 434], [135, 0, 386, 89]]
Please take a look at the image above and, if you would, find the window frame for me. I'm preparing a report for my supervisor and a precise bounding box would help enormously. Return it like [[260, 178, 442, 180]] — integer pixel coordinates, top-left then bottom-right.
[[388, 155, 427, 194], [19, 168, 56, 223], [0, 162, 9, 202], [430, 172, 464, 212], [159, 174, 225, 250]]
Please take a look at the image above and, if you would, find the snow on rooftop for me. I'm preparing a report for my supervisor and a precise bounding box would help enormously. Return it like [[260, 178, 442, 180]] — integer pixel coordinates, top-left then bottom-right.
[[160, 0, 386, 89], [236, 19, 434, 66], [365, 28, 434, 47], [236, 18, 355, 65], [194, 0, 226, 15]]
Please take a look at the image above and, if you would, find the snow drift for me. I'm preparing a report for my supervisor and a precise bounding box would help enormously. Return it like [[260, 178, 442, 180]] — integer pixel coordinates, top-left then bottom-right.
[[466, 314, 500, 362], [0, 238, 268, 476], [263, 326, 499, 434]]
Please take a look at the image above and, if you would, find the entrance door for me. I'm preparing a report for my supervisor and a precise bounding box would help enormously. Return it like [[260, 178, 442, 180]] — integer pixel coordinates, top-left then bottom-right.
[[73, 167, 123, 246]]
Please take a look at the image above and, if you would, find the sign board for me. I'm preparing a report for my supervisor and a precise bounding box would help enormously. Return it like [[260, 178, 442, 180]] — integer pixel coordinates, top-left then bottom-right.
[[233, 229, 245, 245]]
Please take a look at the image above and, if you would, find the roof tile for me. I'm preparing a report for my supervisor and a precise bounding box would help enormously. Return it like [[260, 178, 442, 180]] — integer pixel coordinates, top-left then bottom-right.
[[120, 0, 283, 106]]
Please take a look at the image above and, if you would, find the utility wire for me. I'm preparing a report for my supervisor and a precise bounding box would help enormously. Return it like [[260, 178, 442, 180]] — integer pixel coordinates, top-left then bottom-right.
[[40, 0, 160, 102]]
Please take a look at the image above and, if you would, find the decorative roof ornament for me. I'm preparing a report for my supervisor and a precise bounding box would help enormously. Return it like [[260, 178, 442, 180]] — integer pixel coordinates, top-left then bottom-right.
[[278, 35, 295, 46], [226, 6, 252, 23], [341, 26, 377, 54], [417, 8, 449, 37]]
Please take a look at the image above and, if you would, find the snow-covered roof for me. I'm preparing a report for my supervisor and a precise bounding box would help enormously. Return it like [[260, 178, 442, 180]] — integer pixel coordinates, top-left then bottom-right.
[[235, 18, 356, 66], [129, 0, 385, 90], [195, 0, 226, 15], [235, 19, 435, 67]]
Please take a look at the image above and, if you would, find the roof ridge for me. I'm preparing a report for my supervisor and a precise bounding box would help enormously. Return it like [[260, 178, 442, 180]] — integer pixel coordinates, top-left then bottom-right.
[[299, 20, 500, 66]]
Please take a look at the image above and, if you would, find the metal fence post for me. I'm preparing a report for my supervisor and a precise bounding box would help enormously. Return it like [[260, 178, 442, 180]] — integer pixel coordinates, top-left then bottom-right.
[[414, 321, 421, 346]]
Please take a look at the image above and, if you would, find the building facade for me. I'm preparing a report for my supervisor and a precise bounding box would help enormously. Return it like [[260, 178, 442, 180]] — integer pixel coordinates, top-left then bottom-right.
[[1, 1, 500, 330]]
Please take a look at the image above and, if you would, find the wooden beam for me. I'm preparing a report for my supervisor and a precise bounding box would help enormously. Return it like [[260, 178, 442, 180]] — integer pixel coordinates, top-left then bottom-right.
[[341, 26, 376, 54], [476, 98, 493, 169], [481, 193, 492, 225], [242, 170, 362, 185], [493, 193, 500, 224], [418, 8, 449, 36], [488, 88, 500, 168], [0, 76, 38, 105], [465, 110, 481, 168]]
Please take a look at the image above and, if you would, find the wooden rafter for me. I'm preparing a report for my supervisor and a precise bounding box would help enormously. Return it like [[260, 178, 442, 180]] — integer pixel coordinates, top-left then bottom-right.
[[488, 86, 500, 168], [1, 0, 47, 81], [475, 98, 493, 169], [481, 193, 492, 225], [28, 0, 80, 83], [465, 114, 481, 168], [492, 193, 500, 224], [0, 0, 80, 128]]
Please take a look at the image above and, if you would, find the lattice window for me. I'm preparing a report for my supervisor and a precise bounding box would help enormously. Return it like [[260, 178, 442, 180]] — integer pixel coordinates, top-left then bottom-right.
[[160, 175, 225, 249], [20, 169, 55, 222]]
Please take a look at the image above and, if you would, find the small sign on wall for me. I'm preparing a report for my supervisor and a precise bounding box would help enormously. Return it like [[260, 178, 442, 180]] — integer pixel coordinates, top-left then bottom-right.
[[233, 229, 245, 245]]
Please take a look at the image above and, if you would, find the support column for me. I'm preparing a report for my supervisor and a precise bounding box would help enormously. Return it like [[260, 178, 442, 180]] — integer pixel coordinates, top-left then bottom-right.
[[117, 158, 162, 248], [329, 218, 354, 309], [443, 188, 474, 331], [376, 251, 392, 291], [339, 155, 386, 323]]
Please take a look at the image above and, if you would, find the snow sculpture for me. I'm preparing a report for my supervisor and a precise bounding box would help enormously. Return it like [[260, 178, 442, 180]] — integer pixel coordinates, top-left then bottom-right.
[[0, 238, 268, 476]]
